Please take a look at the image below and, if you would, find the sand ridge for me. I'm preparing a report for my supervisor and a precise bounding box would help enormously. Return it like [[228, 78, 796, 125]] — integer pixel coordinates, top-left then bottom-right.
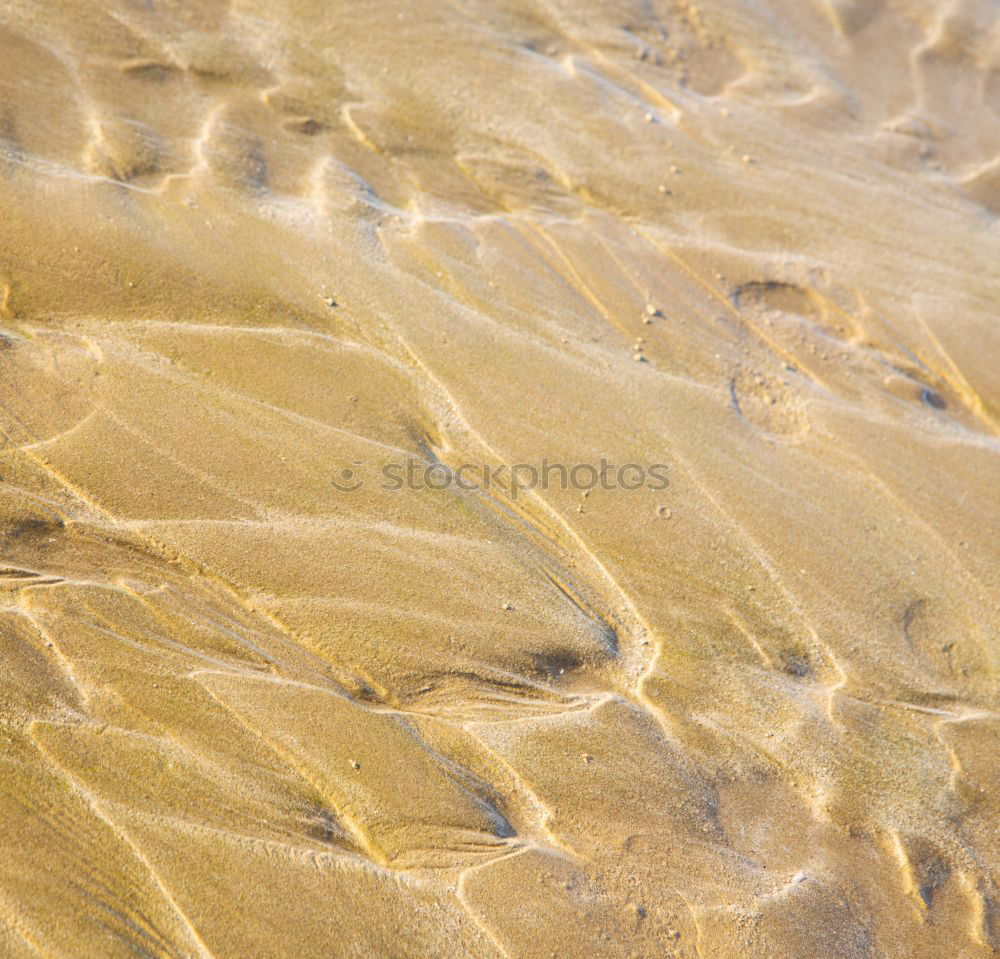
[[0, 0, 998, 956]]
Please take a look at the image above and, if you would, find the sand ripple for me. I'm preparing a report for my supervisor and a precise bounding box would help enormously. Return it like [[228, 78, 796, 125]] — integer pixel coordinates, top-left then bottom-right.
[[0, 0, 998, 956]]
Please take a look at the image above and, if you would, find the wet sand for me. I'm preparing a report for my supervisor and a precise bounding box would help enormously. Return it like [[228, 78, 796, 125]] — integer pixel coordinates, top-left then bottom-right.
[[0, 0, 999, 956]]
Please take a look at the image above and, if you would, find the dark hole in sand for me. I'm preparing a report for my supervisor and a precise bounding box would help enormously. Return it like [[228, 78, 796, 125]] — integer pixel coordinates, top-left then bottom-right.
[[780, 650, 811, 678], [921, 388, 946, 410]]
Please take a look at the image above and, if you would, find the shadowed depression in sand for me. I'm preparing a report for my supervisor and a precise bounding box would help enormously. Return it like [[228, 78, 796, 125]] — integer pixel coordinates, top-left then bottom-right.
[[0, 0, 999, 956]]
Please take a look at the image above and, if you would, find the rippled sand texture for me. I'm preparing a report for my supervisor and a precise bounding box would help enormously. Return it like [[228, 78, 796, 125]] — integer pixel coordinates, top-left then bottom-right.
[[1, 0, 999, 956]]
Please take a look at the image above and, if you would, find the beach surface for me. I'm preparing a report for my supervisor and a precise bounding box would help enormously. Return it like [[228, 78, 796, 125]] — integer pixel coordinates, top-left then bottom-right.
[[0, 0, 999, 956]]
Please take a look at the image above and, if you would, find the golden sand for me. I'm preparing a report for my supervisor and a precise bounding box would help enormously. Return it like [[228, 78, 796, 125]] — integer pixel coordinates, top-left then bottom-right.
[[0, 0, 998, 956]]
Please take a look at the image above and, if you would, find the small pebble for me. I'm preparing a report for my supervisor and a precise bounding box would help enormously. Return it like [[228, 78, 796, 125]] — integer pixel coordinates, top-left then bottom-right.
[[633, 352, 646, 363], [657, 506, 672, 518], [324, 296, 337, 308], [741, 154, 754, 164], [502, 601, 513, 610], [350, 759, 361, 771]]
